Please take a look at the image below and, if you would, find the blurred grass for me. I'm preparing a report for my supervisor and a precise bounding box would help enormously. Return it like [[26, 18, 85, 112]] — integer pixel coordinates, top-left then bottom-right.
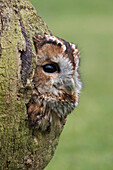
[[30, 0, 113, 169]]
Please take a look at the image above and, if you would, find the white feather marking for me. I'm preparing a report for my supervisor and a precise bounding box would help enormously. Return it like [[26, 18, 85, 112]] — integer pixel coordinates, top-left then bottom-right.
[[69, 43, 82, 106], [62, 44, 66, 52], [45, 34, 66, 52], [53, 90, 59, 96], [75, 102, 78, 107], [45, 35, 62, 45], [70, 43, 76, 49], [44, 115, 48, 119], [74, 49, 79, 53], [37, 115, 40, 119], [50, 116, 52, 122], [75, 55, 79, 68], [74, 54, 82, 103], [70, 43, 79, 56]]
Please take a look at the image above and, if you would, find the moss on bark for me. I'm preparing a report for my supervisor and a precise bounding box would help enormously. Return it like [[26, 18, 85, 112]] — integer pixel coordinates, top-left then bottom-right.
[[0, 0, 64, 169]]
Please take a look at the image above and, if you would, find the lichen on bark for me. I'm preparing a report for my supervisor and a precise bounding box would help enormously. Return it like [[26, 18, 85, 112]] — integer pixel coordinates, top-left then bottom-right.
[[0, 0, 64, 169]]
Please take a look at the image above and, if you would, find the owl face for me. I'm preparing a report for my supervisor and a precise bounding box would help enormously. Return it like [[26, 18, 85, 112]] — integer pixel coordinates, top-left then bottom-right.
[[33, 34, 82, 107], [27, 34, 82, 130]]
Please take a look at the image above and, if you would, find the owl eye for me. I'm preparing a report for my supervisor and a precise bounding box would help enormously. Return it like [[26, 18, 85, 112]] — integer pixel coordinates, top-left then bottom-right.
[[42, 63, 60, 73]]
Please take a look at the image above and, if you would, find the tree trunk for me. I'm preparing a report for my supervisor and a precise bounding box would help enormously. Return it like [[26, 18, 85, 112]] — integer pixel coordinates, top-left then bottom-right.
[[0, 0, 64, 169]]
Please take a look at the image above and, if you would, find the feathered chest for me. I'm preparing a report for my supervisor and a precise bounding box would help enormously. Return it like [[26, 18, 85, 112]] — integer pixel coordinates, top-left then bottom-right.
[[27, 95, 75, 131], [48, 100, 75, 117]]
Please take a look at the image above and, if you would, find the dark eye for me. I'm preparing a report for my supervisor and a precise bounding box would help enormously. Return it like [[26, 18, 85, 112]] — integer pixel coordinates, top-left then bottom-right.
[[42, 63, 60, 73]]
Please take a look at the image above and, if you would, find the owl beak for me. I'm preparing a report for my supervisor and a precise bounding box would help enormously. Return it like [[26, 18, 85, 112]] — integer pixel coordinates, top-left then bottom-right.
[[64, 78, 75, 95], [58, 78, 75, 95]]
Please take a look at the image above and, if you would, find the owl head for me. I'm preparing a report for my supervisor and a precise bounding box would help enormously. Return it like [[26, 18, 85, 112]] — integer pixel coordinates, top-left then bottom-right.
[[32, 34, 82, 116]]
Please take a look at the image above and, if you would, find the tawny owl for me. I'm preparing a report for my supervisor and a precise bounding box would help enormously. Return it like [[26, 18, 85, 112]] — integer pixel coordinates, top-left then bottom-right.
[[27, 34, 82, 131]]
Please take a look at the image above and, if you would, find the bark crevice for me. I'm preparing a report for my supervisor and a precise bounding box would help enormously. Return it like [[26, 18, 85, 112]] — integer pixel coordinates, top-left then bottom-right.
[[19, 19, 33, 86]]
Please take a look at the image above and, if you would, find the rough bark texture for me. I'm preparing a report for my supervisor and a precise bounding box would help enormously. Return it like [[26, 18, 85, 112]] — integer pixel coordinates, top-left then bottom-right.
[[0, 0, 64, 169]]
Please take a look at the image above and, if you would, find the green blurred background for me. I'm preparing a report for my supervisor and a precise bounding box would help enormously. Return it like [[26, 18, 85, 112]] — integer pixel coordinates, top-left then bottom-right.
[[30, 0, 113, 169]]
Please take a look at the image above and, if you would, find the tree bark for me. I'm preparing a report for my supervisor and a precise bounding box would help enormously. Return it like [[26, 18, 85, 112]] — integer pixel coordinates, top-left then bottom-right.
[[0, 0, 64, 169]]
